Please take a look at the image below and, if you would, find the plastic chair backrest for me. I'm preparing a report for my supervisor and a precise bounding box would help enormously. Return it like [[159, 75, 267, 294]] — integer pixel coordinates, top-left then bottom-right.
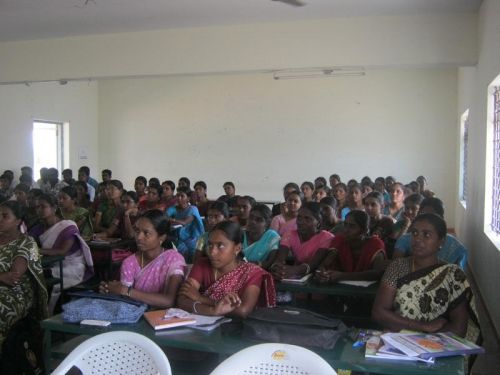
[[210, 342, 337, 375], [51, 331, 171, 375]]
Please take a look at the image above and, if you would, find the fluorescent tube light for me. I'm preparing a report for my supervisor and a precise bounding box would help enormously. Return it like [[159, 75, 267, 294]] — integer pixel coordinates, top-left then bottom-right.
[[273, 68, 365, 80]]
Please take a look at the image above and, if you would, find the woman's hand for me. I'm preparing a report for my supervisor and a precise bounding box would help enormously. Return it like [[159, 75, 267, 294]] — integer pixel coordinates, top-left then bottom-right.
[[99, 280, 124, 295], [178, 279, 203, 302], [314, 269, 344, 283], [125, 207, 138, 217], [0, 271, 22, 286], [213, 292, 241, 316], [423, 317, 448, 333], [270, 263, 301, 280]]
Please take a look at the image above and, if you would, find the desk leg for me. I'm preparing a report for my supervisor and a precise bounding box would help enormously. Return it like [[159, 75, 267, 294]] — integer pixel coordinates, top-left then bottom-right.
[[43, 329, 52, 375]]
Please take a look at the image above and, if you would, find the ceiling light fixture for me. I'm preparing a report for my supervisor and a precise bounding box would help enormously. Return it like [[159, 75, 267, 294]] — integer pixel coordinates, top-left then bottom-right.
[[273, 67, 365, 80]]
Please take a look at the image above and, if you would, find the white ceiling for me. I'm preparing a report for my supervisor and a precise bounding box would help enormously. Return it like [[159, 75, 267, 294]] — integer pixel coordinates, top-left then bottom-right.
[[0, 0, 482, 42]]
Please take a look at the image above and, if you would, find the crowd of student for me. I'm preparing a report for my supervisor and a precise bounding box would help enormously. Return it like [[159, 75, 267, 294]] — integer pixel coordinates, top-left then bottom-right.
[[0, 166, 479, 358]]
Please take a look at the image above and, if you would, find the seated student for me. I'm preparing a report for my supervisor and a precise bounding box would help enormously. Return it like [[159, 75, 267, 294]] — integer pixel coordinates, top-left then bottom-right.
[[99, 210, 185, 308], [77, 167, 96, 202], [14, 183, 29, 208], [270, 190, 302, 237], [333, 183, 348, 219], [192, 181, 211, 217], [94, 180, 123, 234], [137, 184, 167, 214], [372, 213, 479, 340], [374, 177, 391, 205], [383, 182, 405, 221], [148, 177, 160, 187], [58, 186, 93, 240], [313, 186, 328, 202], [161, 180, 177, 209], [134, 176, 148, 204], [177, 221, 276, 318], [29, 193, 93, 312], [166, 186, 204, 260], [361, 181, 374, 197], [300, 181, 315, 202], [101, 169, 112, 183], [231, 195, 256, 231], [363, 191, 394, 243], [315, 210, 386, 283], [217, 181, 238, 213], [341, 183, 364, 220], [193, 201, 230, 263], [329, 174, 341, 191], [272, 182, 300, 217], [319, 196, 343, 234], [24, 188, 43, 230], [393, 197, 468, 269], [0, 201, 48, 353], [74, 181, 92, 210], [177, 177, 192, 194], [243, 204, 281, 268], [270, 202, 334, 281], [96, 191, 140, 241], [391, 193, 424, 240], [314, 176, 329, 194], [417, 175, 435, 198]]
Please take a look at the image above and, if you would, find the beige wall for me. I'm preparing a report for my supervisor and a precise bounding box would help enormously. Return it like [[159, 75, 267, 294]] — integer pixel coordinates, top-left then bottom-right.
[[0, 82, 99, 180], [455, 0, 500, 335], [98, 68, 458, 217], [0, 13, 476, 83]]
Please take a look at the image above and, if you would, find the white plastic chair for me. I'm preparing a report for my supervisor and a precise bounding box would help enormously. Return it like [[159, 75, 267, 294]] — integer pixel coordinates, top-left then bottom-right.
[[210, 342, 337, 375], [51, 331, 171, 375]]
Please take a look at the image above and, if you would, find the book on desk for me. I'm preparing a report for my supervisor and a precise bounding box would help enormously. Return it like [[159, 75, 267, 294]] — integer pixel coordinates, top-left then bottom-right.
[[144, 310, 196, 330], [365, 335, 435, 363], [370, 332, 484, 360], [281, 273, 312, 284]]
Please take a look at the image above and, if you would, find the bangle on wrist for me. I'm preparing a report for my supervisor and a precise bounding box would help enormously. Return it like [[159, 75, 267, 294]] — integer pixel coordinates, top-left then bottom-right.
[[126, 286, 132, 297], [193, 301, 201, 314], [302, 263, 311, 274]]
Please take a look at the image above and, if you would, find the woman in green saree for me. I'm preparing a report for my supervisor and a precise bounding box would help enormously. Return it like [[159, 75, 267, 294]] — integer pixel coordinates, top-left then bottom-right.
[[0, 201, 48, 352], [372, 213, 479, 341]]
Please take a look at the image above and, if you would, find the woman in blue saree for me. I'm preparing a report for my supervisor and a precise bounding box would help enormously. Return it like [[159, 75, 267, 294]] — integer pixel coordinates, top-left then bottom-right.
[[166, 187, 204, 262]]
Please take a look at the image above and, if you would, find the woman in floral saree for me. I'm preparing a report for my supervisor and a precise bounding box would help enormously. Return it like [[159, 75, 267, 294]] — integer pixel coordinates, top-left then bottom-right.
[[0, 201, 47, 352], [178, 221, 276, 318], [372, 213, 479, 342]]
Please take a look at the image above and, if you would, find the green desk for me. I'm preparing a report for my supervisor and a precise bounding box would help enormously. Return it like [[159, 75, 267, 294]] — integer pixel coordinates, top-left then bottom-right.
[[276, 279, 379, 297], [42, 315, 465, 375], [41, 255, 64, 293]]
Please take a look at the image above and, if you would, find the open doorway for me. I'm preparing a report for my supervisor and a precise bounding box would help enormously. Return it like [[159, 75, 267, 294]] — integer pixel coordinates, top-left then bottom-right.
[[32, 121, 65, 180]]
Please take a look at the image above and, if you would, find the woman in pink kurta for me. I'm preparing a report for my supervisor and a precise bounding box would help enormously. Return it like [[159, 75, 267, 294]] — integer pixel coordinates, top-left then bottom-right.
[[270, 202, 334, 280], [100, 210, 186, 308]]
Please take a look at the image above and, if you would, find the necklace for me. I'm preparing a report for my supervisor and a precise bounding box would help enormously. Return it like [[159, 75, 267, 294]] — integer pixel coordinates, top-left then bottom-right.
[[214, 269, 219, 280]]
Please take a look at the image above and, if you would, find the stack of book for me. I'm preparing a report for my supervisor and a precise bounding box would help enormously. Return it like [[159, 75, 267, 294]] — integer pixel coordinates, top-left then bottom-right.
[[144, 309, 231, 331], [365, 331, 484, 362]]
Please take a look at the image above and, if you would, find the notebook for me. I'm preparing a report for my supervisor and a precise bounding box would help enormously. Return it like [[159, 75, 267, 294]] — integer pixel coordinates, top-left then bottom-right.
[[144, 310, 196, 331]]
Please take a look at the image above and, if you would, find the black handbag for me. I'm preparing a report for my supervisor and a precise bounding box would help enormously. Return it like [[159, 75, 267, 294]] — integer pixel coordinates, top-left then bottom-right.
[[242, 306, 347, 350]]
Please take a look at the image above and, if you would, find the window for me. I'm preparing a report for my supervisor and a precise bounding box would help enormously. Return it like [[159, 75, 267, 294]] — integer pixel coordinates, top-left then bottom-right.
[[490, 85, 500, 234], [459, 110, 469, 207], [32, 121, 65, 179]]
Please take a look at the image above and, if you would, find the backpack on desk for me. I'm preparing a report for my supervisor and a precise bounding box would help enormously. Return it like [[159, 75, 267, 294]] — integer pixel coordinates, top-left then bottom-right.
[[242, 306, 347, 350]]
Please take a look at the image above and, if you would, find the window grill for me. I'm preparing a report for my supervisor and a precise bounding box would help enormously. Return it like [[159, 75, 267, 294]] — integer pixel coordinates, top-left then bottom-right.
[[491, 86, 500, 233]]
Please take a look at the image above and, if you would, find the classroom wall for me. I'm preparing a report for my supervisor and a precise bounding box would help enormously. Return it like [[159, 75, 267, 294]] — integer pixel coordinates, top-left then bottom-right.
[[0, 13, 476, 83], [455, 0, 500, 336], [98, 67, 459, 222], [0, 82, 99, 180]]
